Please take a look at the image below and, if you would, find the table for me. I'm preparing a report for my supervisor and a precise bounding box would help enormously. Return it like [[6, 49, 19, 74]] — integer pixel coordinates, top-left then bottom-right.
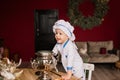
[[16, 68, 78, 80], [115, 49, 120, 69], [115, 61, 120, 71]]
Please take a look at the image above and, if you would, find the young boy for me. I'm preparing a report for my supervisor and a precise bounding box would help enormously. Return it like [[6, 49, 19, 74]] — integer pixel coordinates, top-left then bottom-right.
[[52, 20, 85, 80]]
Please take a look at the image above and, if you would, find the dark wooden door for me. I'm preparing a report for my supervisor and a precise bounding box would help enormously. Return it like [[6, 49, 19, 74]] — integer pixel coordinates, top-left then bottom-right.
[[34, 9, 58, 52]]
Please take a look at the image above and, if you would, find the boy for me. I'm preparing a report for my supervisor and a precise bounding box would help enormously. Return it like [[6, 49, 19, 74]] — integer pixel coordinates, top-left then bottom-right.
[[52, 20, 85, 80]]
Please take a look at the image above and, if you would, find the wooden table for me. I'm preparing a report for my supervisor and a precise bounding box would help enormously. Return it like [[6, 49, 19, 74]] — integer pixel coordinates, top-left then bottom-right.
[[16, 68, 78, 80], [115, 61, 120, 71]]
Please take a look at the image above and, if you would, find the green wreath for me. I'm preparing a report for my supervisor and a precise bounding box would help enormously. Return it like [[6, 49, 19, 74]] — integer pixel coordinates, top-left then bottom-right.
[[68, 0, 109, 30]]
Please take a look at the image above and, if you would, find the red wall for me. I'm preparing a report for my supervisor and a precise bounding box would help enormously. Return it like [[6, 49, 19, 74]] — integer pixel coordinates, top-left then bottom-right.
[[0, 0, 120, 61]]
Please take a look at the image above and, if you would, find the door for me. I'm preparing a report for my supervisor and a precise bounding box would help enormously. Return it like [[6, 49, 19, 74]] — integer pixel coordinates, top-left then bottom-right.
[[34, 9, 58, 52]]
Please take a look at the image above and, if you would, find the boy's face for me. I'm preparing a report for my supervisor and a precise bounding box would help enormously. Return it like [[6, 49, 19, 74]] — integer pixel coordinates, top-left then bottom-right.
[[55, 29, 69, 44]]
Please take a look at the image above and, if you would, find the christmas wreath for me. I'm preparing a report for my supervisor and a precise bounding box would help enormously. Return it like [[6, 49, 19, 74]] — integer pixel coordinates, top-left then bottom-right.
[[68, 0, 109, 30]]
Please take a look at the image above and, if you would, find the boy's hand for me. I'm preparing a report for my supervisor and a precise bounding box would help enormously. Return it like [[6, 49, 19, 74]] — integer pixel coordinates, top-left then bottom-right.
[[62, 70, 72, 80], [61, 74, 71, 80]]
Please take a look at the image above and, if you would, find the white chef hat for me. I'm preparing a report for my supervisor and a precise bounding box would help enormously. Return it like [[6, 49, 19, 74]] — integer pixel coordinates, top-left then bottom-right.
[[53, 19, 75, 41]]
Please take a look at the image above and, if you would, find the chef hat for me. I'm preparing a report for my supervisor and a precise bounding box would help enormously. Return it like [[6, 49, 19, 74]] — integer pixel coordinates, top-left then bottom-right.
[[53, 19, 75, 41]]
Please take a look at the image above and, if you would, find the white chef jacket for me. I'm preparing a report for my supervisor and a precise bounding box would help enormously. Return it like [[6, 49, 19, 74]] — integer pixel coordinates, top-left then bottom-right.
[[52, 39, 85, 80]]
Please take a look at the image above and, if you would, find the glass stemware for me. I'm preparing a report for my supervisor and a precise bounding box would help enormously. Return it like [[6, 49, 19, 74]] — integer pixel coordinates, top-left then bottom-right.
[[30, 58, 52, 80]]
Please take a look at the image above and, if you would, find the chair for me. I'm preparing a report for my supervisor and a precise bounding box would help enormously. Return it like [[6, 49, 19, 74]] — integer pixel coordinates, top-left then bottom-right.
[[83, 63, 95, 80]]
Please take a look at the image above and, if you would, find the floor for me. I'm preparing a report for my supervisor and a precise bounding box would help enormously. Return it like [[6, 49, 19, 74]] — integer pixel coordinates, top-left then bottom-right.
[[92, 63, 120, 80]]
